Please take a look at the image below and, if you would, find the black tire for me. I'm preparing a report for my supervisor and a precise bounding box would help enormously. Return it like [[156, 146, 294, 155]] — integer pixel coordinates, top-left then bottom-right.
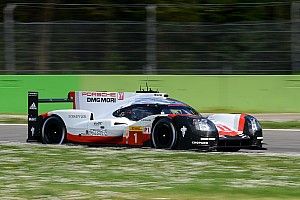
[[42, 116, 66, 144], [152, 118, 177, 149]]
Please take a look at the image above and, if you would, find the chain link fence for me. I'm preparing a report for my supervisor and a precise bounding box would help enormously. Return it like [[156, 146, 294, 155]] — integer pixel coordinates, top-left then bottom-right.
[[1, 3, 299, 74]]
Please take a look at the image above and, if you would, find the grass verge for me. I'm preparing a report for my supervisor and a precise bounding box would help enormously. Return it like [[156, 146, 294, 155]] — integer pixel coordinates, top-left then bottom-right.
[[260, 121, 300, 129], [0, 143, 299, 199], [0, 117, 27, 124]]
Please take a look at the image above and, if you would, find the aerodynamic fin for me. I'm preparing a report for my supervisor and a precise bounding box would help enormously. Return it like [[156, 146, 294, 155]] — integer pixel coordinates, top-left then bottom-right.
[[27, 91, 73, 142], [27, 91, 39, 142]]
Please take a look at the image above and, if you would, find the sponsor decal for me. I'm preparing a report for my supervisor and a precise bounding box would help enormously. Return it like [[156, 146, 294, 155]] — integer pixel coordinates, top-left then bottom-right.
[[93, 121, 103, 126], [28, 92, 38, 97], [87, 97, 116, 103], [30, 127, 35, 136], [141, 119, 151, 122], [144, 127, 151, 134], [181, 126, 187, 137], [154, 93, 163, 97], [200, 138, 216, 141], [68, 114, 87, 119], [192, 141, 208, 145], [81, 129, 107, 136], [82, 92, 117, 97], [129, 126, 143, 131], [29, 102, 37, 110], [117, 92, 125, 100], [28, 117, 37, 122]]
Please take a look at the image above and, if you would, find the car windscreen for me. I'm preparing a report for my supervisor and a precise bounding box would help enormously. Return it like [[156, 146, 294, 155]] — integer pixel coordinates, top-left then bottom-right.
[[161, 105, 199, 115], [113, 105, 160, 121]]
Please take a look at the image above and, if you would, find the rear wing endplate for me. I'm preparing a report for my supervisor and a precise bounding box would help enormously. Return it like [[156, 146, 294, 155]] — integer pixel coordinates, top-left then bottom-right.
[[27, 91, 73, 142]]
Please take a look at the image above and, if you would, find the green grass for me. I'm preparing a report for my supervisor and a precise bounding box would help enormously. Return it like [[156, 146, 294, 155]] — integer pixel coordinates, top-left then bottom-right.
[[0, 117, 26, 124], [2, 75, 300, 114], [0, 144, 299, 199], [261, 121, 300, 129]]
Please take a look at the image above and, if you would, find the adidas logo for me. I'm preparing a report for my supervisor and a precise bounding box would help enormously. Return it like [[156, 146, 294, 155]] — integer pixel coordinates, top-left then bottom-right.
[[30, 102, 37, 110]]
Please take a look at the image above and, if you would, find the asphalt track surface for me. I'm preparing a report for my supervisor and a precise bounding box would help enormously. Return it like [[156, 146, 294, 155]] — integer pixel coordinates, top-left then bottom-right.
[[0, 124, 299, 154]]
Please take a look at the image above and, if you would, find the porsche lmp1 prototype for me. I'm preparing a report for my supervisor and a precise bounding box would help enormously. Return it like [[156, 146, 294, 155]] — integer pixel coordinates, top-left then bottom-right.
[[27, 89, 264, 151]]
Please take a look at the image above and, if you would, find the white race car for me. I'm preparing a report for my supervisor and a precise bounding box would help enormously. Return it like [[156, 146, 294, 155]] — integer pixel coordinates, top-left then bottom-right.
[[27, 89, 263, 151]]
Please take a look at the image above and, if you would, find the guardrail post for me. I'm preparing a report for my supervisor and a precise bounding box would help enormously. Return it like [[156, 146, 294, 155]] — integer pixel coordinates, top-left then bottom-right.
[[291, 2, 300, 73], [146, 5, 157, 74], [4, 3, 16, 72]]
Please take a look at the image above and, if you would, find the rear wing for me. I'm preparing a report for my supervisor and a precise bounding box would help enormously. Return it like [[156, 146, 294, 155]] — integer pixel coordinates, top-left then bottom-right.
[[27, 91, 73, 142]]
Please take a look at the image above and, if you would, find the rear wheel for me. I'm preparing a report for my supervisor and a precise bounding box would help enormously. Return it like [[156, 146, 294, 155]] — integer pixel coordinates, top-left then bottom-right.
[[42, 116, 66, 144], [152, 118, 177, 149]]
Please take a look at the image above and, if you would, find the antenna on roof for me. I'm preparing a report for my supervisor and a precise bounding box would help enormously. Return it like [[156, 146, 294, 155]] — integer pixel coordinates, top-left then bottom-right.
[[136, 78, 159, 93]]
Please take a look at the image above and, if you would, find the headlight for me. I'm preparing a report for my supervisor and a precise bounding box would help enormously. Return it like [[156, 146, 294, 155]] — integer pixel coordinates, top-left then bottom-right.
[[193, 119, 211, 131], [250, 118, 258, 131], [250, 117, 262, 132]]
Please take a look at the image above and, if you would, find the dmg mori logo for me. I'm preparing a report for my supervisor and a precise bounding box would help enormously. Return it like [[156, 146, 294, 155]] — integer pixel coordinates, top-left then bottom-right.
[[87, 97, 116, 103]]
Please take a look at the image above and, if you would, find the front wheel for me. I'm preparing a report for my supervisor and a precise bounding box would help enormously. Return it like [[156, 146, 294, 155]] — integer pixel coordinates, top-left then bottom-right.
[[42, 116, 66, 144], [152, 118, 177, 149]]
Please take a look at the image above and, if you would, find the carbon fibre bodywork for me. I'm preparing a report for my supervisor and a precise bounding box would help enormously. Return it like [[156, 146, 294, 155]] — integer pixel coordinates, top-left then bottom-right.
[[169, 115, 218, 150]]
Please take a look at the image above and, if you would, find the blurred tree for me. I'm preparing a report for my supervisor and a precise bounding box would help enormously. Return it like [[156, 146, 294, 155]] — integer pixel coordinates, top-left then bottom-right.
[[0, 0, 292, 23], [0, 0, 292, 73]]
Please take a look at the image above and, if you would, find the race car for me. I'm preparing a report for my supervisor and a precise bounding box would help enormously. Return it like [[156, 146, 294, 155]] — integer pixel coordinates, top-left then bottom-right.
[[27, 89, 263, 151]]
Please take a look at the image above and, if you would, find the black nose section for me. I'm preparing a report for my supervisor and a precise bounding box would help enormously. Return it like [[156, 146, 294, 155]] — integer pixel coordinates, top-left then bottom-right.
[[171, 115, 218, 150]]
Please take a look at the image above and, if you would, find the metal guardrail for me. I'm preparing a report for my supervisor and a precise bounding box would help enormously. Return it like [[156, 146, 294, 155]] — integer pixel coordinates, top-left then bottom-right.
[[1, 2, 300, 74]]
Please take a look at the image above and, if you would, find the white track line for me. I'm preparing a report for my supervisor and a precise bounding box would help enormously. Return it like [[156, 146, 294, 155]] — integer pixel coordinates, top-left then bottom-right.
[[264, 128, 300, 132], [0, 124, 27, 126]]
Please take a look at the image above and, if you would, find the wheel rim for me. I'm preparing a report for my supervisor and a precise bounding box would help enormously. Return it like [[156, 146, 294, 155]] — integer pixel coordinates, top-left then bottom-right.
[[43, 118, 65, 144], [153, 122, 175, 148]]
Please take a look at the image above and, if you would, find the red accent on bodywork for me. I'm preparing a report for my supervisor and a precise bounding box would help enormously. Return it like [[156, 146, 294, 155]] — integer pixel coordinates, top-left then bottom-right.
[[117, 92, 125, 100], [67, 132, 151, 146], [238, 114, 246, 131], [168, 114, 193, 118], [68, 91, 76, 109], [127, 131, 144, 146], [67, 133, 124, 144], [143, 134, 150, 142], [40, 113, 48, 118], [216, 124, 239, 137]]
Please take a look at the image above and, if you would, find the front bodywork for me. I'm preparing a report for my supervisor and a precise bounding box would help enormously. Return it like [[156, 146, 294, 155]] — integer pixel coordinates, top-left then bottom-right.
[[208, 114, 263, 149]]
